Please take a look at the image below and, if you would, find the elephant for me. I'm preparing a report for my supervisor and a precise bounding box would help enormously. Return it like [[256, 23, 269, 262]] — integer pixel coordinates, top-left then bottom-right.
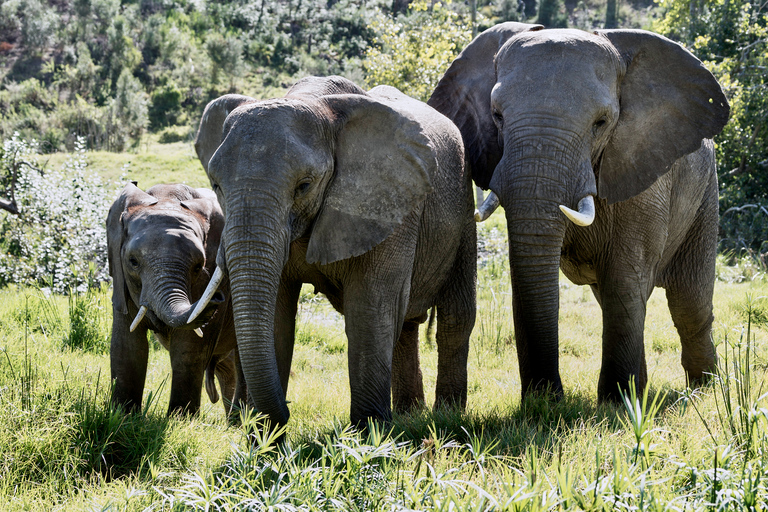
[[189, 75, 477, 428], [107, 183, 242, 416], [429, 23, 730, 402]]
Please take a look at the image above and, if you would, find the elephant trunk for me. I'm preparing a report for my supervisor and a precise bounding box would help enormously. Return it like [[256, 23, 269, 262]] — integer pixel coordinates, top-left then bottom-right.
[[139, 266, 196, 329], [492, 135, 592, 397], [224, 209, 291, 428]]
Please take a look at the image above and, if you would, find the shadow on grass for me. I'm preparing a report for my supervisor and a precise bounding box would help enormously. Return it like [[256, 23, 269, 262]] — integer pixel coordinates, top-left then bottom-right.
[[278, 381, 694, 464]]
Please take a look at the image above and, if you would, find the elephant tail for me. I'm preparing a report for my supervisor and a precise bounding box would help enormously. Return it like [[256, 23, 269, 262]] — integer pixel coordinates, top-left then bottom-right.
[[205, 356, 220, 404]]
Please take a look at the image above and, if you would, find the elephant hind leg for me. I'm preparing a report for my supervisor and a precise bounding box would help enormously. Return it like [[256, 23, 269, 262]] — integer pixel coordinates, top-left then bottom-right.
[[661, 178, 718, 387], [392, 320, 426, 414], [433, 223, 477, 412]]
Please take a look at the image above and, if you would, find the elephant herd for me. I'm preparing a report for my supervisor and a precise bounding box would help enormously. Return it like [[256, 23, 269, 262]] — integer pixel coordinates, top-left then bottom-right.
[[107, 23, 730, 430]]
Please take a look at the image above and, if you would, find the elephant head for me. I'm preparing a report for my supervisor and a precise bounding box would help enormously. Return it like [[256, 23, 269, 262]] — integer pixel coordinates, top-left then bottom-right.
[[108, 183, 227, 330], [107, 183, 232, 413], [429, 24, 729, 398], [189, 76, 435, 427]]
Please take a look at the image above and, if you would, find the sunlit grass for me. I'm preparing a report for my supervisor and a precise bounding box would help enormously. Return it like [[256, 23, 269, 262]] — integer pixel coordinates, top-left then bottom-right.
[[1, 210, 768, 508]]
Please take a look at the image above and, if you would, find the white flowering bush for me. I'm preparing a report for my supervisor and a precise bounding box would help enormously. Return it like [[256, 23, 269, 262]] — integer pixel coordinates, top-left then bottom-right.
[[0, 133, 122, 294]]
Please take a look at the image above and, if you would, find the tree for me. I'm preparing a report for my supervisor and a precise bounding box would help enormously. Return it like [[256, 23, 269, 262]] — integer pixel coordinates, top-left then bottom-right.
[[205, 33, 244, 91], [605, 0, 618, 28], [537, 0, 568, 27], [654, 0, 767, 210], [364, 1, 473, 102]]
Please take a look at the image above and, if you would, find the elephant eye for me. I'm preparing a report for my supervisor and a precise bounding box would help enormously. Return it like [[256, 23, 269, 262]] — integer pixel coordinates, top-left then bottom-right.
[[128, 256, 139, 269], [294, 178, 313, 198], [492, 109, 504, 126], [592, 117, 608, 136]]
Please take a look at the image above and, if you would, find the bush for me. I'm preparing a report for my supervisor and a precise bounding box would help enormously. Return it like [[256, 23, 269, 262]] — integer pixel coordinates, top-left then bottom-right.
[[149, 82, 183, 130], [0, 134, 122, 294], [363, 0, 473, 102]]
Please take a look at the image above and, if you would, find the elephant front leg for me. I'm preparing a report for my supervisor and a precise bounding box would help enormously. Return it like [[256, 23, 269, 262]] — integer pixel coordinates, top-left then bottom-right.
[[596, 272, 653, 402], [344, 279, 410, 427], [274, 279, 302, 397], [167, 331, 209, 415], [110, 309, 149, 413]]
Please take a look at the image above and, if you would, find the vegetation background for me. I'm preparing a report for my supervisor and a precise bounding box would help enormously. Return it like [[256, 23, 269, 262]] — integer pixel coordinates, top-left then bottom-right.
[[0, 0, 767, 509]]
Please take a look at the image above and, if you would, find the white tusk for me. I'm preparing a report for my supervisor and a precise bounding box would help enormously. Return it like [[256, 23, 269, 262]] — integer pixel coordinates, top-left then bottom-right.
[[474, 191, 501, 222], [194, 328, 203, 338], [130, 305, 147, 332], [559, 195, 595, 227], [187, 266, 225, 324]]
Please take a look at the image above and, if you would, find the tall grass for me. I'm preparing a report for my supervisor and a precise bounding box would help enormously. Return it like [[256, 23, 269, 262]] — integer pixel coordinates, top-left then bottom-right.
[[1, 219, 768, 509]]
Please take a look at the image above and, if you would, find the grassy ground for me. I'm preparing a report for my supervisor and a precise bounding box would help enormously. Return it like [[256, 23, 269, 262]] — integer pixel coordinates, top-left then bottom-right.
[[2, 201, 768, 509], [42, 139, 210, 190]]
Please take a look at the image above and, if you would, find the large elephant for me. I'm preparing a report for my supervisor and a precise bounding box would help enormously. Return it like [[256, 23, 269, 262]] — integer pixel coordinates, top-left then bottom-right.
[[107, 183, 241, 415], [190, 76, 476, 428], [429, 23, 730, 402]]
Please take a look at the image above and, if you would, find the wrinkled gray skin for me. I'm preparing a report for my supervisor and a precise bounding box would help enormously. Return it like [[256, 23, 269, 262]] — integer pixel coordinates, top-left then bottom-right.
[[429, 24, 730, 402], [193, 76, 476, 428], [108, 183, 239, 415]]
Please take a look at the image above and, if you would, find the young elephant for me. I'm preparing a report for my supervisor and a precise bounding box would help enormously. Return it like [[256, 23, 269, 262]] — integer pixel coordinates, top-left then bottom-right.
[[190, 76, 477, 428], [429, 23, 729, 402], [107, 183, 240, 416]]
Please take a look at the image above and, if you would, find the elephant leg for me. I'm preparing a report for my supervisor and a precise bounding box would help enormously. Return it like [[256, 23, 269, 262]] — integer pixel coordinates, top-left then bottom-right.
[[214, 350, 238, 415], [434, 222, 476, 411], [167, 330, 209, 415], [344, 275, 411, 427], [392, 320, 425, 414], [110, 310, 149, 413], [228, 345, 250, 424], [275, 278, 302, 398], [662, 178, 718, 386], [596, 268, 654, 403]]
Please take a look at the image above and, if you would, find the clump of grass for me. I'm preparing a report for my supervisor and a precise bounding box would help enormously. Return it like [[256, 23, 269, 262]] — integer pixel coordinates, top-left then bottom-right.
[[63, 284, 110, 353]]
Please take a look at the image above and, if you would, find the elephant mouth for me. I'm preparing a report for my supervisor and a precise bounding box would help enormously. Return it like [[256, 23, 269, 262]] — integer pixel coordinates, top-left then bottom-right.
[[131, 290, 227, 335]]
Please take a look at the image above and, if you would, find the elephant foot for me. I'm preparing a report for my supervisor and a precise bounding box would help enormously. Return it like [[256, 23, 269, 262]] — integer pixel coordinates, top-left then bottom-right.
[[520, 377, 564, 403]]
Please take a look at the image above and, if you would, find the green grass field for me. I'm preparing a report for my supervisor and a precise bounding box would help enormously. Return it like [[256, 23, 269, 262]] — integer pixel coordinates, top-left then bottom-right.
[[2, 141, 768, 509]]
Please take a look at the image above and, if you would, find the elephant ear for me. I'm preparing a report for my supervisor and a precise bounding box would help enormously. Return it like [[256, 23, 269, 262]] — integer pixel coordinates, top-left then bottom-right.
[[305, 94, 435, 265], [195, 94, 257, 173], [184, 188, 225, 270], [596, 29, 730, 204], [106, 183, 158, 315], [428, 22, 543, 189]]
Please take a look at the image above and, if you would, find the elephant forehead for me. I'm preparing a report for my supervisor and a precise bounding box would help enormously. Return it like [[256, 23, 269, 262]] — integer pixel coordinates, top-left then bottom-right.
[[498, 29, 620, 76], [126, 206, 205, 240], [215, 106, 333, 178]]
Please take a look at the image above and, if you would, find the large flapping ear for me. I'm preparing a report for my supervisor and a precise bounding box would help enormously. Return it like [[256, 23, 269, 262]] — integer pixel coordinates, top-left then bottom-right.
[[428, 22, 543, 189], [185, 188, 225, 268], [596, 29, 730, 204], [106, 183, 158, 315], [286, 75, 367, 99], [194, 94, 257, 172], [305, 94, 435, 265]]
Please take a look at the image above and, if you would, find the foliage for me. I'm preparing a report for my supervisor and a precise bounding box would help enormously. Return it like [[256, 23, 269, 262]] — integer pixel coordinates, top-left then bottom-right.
[[0, 135, 122, 293], [0, 0, 389, 151], [363, 1, 473, 102], [653, 0, 768, 210], [538, 0, 569, 27]]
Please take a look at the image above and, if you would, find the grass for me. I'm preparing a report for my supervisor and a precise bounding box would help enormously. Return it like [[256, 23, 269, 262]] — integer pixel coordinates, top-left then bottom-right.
[[41, 139, 210, 190], [1, 221, 767, 509], [2, 172, 768, 508]]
